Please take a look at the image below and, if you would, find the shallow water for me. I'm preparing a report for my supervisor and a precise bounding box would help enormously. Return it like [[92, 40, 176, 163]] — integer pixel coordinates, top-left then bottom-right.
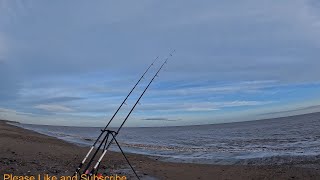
[[12, 112, 320, 165]]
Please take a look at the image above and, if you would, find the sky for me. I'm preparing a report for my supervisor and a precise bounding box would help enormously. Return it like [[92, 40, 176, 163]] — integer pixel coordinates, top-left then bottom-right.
[[1, 0, 320, 127]]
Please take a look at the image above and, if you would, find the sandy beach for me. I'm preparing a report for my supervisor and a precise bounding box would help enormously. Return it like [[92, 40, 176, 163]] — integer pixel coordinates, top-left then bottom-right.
[[1, 121, 320, 180]]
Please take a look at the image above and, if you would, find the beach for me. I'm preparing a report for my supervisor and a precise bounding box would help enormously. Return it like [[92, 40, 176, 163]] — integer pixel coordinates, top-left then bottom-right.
[[0, 121, 320, 179]]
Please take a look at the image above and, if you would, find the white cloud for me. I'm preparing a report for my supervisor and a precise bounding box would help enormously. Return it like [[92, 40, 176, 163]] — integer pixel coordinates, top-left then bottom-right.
[[136, 100, 275, 113], [186, 101, 274, 111], [152, 80, 278, 97], [214, 101, 274, 108], [0, 107, 18, 114], [0, 107, 34, 122], [0, 107, 106, 126], [34, 104, 74, 112]]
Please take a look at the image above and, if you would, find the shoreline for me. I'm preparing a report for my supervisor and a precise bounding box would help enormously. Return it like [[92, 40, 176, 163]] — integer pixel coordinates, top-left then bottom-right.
[[10, 117, 320, 167], [1, 121, 320, 179]]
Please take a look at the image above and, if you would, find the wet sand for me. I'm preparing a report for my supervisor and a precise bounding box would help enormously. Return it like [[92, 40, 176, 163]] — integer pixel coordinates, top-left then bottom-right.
[[1, 121, 320, 180]]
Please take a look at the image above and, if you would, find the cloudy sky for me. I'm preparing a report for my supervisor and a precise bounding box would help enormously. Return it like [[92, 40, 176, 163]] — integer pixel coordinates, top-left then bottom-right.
[[1, 0, 320, 127]]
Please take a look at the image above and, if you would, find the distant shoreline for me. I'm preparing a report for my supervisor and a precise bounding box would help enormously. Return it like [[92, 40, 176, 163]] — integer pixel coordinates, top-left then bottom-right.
[[3, 111, 320, 128]]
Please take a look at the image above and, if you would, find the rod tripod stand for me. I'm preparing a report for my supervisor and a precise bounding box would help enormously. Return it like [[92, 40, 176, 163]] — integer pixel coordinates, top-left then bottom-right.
[[85, 129, 141, 180], [74, 51, 175, 180]]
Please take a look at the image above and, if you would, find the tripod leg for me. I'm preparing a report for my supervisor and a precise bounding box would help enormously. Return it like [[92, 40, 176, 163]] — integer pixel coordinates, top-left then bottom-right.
[[111, 134, 141, 180]]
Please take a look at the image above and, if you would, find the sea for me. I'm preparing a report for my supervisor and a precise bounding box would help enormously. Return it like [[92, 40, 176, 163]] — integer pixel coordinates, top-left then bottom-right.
[[10, 112, 320, 166]]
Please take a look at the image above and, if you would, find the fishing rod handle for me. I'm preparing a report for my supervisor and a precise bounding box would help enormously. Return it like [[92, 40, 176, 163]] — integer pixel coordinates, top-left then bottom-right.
[[88, 149, 108, 175]]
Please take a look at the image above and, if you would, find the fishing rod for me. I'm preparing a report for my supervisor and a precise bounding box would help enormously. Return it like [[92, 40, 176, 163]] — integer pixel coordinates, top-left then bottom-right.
[[74, 56, 158, 175], [87, 50, 175, 176]]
